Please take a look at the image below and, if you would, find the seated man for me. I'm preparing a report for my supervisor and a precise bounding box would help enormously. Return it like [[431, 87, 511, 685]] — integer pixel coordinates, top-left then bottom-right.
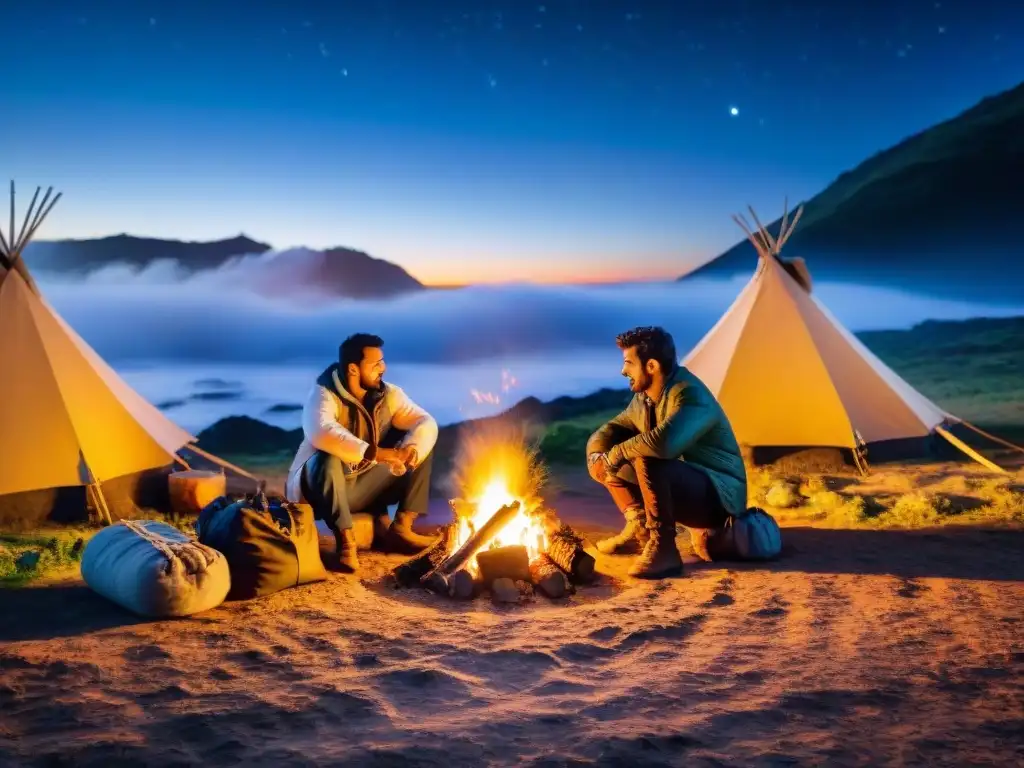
[[585, 326, 747, 579], [285, 333, 439, 573]]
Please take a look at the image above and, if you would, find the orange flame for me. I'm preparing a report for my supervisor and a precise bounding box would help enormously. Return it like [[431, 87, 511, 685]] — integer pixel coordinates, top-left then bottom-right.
[[448, 422, 548, 576]]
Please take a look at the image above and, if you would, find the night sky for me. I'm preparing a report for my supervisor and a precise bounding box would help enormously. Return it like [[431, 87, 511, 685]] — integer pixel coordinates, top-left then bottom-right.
[[3, 1, 1021, 284]]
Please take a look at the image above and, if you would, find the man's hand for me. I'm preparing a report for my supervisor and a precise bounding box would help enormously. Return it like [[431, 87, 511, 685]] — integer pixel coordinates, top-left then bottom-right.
[[399, 445, 420, 468], [377, 446, 419, 469], [588, 452, 611, 484]]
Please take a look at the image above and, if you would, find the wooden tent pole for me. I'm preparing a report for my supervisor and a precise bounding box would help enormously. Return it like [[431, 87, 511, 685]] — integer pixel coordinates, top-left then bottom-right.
[[91, 483, 114, 526], [182, 443, 259, 480], [934, 426, 1007, 474]]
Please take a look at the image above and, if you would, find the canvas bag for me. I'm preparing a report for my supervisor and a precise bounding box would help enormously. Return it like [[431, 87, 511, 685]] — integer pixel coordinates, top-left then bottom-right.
[[195, 488, 327, 600], [81, 519, 230, 617], [706, 507, 783, 561]]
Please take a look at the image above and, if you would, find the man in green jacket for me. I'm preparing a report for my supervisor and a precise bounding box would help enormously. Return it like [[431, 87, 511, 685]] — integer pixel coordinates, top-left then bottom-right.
[[586, 326, 748, 578]]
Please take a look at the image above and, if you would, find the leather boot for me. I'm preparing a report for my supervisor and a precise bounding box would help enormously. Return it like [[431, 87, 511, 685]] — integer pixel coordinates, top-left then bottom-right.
[[628, 526, 684, 579], [332, 528, 359, 573], [371, 513, 392, 551], [380, 511, 438, 555], [596, 505, 649, 555]]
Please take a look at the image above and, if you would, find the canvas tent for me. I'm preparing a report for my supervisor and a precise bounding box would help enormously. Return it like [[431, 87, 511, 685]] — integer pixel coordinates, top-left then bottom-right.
[[682, 200, 1016, 472], [0, 181, 250, 528]]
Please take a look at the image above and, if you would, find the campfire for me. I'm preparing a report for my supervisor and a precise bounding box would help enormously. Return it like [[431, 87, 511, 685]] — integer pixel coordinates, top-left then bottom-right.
[[391, 426, 595, 602]]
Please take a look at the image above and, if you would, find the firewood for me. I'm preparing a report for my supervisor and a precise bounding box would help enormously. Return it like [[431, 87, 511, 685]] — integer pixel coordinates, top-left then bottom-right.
[[447, 569, 476, 599], [544, 524, 596, 584], [423, 501, 520, 583], [529, 554, 572, 599], [391, 524, 455, 587], [475, 545, 531, 583], [491, 578, 520, 604]]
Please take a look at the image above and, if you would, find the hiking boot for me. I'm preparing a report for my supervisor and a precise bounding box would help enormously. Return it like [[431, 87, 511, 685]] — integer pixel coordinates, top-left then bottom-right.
[[332, 528, 359, 573], [596, 506, 649, 555], [379, 511, 438, 555], [628, 529, 684, 579]]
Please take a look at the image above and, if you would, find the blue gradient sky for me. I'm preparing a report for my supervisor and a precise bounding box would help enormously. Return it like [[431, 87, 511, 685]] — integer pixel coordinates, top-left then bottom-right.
[[3, 1, 1022, 284]]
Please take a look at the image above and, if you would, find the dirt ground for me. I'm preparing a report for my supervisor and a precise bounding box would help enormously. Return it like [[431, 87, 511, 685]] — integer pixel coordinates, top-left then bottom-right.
[[1, 488, 1022, 768]]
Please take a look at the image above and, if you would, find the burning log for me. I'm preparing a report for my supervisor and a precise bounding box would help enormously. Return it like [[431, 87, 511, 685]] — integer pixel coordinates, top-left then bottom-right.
[[544, 524, 596, 584], [529, 554, 572, 599], [422, 501, 521, 594], [476, 545, 531, 583], [391, 525, 455, 587]]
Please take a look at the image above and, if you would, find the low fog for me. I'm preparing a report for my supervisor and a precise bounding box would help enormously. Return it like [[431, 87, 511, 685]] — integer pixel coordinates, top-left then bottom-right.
[[36, 258, 1024, 367]]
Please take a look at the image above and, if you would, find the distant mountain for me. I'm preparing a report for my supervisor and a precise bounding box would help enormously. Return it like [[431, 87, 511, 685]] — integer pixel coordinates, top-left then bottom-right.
[[247, 246, 426, 299], [681, 81, 1024, 302], [25, 234, 426, 299], [26, 234, 272, 273]]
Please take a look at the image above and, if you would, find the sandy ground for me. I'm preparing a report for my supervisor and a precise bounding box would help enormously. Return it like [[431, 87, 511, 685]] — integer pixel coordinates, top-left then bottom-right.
[[1, 492, 1023, 768]]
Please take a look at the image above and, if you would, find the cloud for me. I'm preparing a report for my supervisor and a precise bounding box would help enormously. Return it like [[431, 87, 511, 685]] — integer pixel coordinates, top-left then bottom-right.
[[35, 266, 1024, 368]]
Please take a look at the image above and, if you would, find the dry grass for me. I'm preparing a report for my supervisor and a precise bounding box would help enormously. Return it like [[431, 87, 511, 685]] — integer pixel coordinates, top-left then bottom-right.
[[748, 458, 1024, 530]]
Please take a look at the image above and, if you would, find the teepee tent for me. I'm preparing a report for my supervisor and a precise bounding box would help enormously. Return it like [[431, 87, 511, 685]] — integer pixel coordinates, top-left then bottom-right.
[[682, 200, 1016, 472], [0, 181, 249, 524]]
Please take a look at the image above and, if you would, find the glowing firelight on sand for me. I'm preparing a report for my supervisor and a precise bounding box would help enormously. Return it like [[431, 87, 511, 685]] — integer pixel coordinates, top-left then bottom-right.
[[449, 425, 549, 576]]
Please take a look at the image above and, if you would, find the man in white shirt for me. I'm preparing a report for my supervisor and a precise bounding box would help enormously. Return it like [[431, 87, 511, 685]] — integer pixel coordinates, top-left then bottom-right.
[[285, 333, 439, 573]]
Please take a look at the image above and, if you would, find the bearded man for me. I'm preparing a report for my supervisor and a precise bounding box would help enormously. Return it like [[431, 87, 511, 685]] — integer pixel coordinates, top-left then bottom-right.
[[286, 333, 438, 573], [585, 326, 748, 578]]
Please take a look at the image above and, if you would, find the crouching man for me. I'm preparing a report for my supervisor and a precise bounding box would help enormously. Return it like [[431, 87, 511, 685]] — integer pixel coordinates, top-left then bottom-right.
[[586, 326, 747, 578], [285, 333, 439, 573]]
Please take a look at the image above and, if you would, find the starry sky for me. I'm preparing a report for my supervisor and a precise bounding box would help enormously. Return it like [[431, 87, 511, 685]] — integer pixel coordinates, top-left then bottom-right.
[[2, 1, 1021, 285]]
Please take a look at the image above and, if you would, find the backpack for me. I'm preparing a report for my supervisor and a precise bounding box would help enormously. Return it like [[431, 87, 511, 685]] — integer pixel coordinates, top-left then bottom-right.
[[707, 507, 783, 562], [196, 488, 327, 600]]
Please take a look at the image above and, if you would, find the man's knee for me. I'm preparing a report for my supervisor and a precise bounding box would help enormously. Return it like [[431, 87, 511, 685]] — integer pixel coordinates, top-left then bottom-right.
[[304, 450, 347, 490], [629, 456, 670, 478]]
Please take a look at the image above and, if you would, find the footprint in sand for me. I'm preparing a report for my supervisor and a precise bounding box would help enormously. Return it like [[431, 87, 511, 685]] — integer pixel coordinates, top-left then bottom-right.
[[703, 575, 736, 608], [895, 578, 929, 599], [122, 644, 172, 662]]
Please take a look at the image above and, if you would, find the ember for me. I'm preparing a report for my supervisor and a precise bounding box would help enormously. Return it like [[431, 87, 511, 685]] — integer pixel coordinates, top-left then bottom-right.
[[391, 424, 595, 601]]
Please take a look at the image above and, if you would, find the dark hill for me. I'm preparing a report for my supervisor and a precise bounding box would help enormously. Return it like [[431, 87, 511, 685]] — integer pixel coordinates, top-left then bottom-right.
[[682, 81, 1024, 303]]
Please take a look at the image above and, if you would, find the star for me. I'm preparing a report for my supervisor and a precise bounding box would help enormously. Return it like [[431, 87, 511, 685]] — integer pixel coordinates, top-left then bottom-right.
[[938, 26, 946, 34], [149, 18, 157, 27], [487, 74, 497, 89], [341, 68, 348, 77], [730, 106, 739, 116], [319, 42, 329, 57]]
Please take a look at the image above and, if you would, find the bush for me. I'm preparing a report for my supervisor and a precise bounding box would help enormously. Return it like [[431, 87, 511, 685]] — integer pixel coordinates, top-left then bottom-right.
[[765, 481, 802, 508], [538, 423, 592, 465], [875, 491, 952, 528]]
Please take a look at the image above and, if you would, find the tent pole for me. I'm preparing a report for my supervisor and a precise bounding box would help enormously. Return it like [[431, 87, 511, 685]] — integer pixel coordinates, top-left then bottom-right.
[[851, 446, 869, 476], [87, 482, 114, 526], [183, 443, 259, 480], [174, 454, 193, 471], [934, 426, 1007, 474]]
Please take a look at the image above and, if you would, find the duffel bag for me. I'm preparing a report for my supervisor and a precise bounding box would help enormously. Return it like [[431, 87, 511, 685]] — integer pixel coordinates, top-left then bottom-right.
[[196, 489, 327, 600]]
